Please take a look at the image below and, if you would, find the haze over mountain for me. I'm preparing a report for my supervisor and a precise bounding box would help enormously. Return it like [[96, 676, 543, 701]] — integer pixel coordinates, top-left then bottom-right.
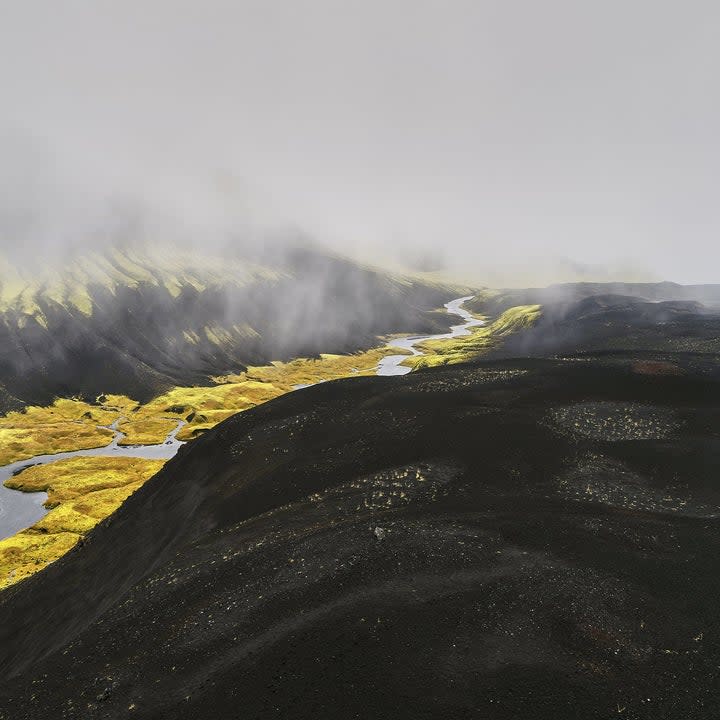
[[1, 2, 719, 284], [0, 240, 462, 409]]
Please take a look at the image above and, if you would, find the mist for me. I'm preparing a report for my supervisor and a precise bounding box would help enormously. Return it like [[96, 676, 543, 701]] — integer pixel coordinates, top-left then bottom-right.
[[1, 1, 719, 285]]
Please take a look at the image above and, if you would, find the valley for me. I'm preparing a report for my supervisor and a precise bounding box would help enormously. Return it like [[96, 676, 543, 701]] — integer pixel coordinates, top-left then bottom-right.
[[0, 293, 495, 589], [1, 274, 719, 718]]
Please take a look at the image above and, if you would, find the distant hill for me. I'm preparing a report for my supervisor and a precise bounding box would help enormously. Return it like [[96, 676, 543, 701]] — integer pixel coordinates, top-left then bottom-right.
[[0, 242, 466, 407], [469, 282, 720, 359], [468, 281, 720, 314]]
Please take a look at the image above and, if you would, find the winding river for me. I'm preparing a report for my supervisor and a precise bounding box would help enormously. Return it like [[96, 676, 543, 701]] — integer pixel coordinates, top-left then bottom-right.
[[0, 420, 185, 540], [377, 295, 484, 375], [0, 295, 480, 540]]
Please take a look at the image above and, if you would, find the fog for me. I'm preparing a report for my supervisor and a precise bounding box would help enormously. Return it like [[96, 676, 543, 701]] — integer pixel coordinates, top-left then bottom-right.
[[1, 1, 718, 285]]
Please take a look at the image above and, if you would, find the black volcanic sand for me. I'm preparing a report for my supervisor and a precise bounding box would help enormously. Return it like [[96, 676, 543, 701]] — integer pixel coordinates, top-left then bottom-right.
[[1, 353, 719, 719]]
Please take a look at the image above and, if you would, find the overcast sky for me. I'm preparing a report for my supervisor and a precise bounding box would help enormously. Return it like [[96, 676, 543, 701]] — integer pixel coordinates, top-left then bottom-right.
[[0, 1, 718, 284]]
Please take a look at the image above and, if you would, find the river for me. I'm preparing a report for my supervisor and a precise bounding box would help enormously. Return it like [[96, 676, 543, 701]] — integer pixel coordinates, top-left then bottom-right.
[[0, 420, 184, 540], [377, 295, 484, 375]]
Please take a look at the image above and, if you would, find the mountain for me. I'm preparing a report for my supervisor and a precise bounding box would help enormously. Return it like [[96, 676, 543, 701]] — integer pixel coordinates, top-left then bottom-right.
[[0, 340, 718, 718], [0, 242, 465, 408]]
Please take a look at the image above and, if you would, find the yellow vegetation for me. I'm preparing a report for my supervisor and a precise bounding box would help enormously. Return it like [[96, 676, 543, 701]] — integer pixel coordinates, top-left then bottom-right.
[[406, 305, 542, 369], [0, 456, 164, 589], [144, 346, 411, 441], [7, 304, 538, 590], [0, 396, 136, 465], [117, 417, 180, 446]]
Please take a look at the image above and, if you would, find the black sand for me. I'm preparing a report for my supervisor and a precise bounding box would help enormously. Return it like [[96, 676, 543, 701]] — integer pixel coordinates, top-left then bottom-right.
[[1, 347, 719, 719]]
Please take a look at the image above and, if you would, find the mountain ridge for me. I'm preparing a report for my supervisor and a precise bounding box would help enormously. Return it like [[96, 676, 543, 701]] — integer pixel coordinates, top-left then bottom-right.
[[0, 243, 467, 406]]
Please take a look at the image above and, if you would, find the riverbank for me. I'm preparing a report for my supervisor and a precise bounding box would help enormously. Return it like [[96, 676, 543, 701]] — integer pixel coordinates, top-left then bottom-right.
[[0, 456, 165, 589], [377, 296, 485, 375]]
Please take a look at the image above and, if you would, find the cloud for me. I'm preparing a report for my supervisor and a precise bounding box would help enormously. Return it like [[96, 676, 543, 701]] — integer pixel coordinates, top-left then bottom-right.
[[0, 1, 718, 283]]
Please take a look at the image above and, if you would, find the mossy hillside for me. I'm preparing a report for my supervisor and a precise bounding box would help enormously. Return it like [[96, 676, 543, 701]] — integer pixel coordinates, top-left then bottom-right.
[[1, 243, 467, 410], [407, 304, 542, 369], [0, 245, 285, 319], [1, 456, 164, 590]]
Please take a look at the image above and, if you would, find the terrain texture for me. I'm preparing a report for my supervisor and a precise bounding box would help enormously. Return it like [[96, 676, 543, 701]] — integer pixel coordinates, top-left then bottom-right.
[[1, 344, 719, 719]]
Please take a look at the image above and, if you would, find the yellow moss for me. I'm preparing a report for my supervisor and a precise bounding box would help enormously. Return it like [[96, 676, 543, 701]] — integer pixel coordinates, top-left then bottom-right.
[[0, 395, 140, 465], [135, 346, 412, 442], [0, 346, 417, 455], [117, 417, 178, 446], [406, 304, 542, 369], [0, 456, 164, 589], [0, 531, 80, 589], [0, 425, 115, 466], [4, 455, 164, 504]]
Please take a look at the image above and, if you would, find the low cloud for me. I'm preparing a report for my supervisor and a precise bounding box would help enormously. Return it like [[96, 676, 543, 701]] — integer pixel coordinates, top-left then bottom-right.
[[1, 2, 718, 285]]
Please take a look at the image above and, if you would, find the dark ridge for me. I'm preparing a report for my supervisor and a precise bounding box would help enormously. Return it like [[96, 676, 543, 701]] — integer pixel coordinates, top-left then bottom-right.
[[471, 284, 720, 360], [0, 384, 22, 414], [469, 282, 720, 316], [0, 349, 718, 719]]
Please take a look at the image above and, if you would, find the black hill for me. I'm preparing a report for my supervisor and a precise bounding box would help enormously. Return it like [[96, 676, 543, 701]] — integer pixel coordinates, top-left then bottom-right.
[[1, 345, 719, 719]]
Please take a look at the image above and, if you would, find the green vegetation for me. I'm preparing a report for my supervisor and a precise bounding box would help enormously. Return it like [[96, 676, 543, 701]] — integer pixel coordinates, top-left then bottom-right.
[[0, 456, 164, 590], [406, 304, 542, 369]]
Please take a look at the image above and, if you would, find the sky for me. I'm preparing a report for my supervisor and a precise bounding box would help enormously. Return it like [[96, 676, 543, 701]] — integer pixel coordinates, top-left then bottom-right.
[[0, 0, 718, 285]]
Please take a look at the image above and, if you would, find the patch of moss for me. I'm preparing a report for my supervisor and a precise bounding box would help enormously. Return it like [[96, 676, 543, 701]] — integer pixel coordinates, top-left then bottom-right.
[[0, 531, 80, 589], [1, 456, 164, 590], [0, 346, 415, 457], [0, 395, 139, 465], [135, 346, 412, 443], [117, 417, 179, 446]]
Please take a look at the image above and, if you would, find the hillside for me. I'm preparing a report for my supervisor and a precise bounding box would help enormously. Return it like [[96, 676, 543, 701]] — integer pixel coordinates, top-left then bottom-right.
[[468, 283, 720, 360], [0, 242, 464, 407], [0, 343, 718, 718]]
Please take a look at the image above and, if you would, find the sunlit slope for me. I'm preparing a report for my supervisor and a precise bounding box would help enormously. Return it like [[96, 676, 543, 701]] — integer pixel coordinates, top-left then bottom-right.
[[0, 243, 465, 406]]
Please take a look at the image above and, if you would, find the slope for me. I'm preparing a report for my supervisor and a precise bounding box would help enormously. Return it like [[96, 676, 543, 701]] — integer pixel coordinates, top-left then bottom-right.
[[0, 348, 718, 719]]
